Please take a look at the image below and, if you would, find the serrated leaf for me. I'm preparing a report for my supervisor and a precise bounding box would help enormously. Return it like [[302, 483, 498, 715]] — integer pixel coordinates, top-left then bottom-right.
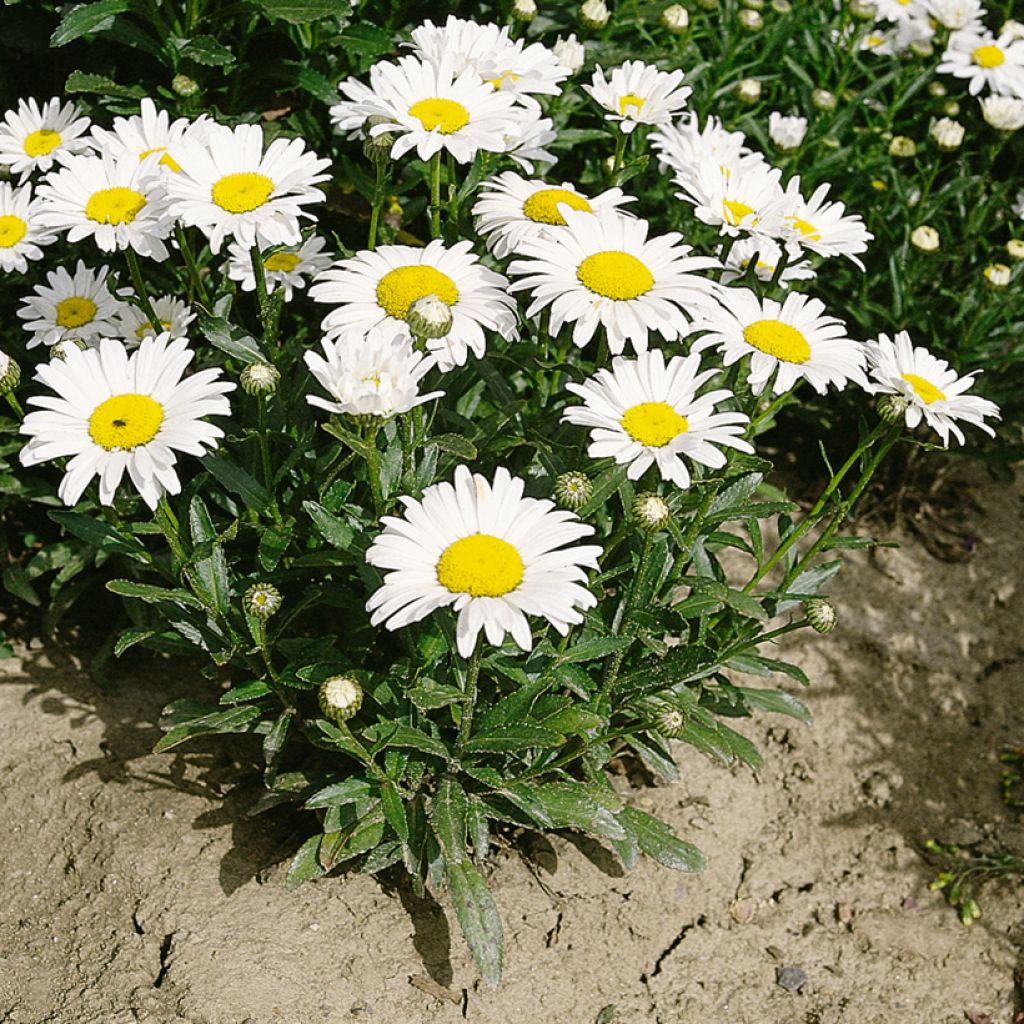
[[201, 452, 271, 513], [219, 680, 272, 704], [618, 806, 705, 872], [461, 724, 565, 755], [738, 687, 812, 723], [258, 523, 292, 570], [154, 704, 262, 752], [256, 0, 351, 23], [381, 783, 409, 842], [408, 679, 464, 711], [286, 834, 325, 890], [51, 0, 130, 47], [106, 578, 204, 608], [377, 724, 450, 761], [430, 433, 478, 460], [527, 781, 627, 841], [555, 636, 635, 664], [64, 70, 147, 99], [180, 34, 235, 65], [446, 858, 504, 988], [431, 776, 468, 864], [196, 314, 266, 364], [776, 560, 842, 613], [303, 500, 356, 552], [49, 510, 148, 561], [305, 777, 376, 809], [291, 63, 337, 103], [113, 627, 158, 656]]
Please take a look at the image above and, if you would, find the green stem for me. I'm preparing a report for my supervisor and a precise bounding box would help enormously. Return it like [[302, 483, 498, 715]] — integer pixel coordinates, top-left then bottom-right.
[[364, 421, 385, 516], [367, 160, 388, 250], [601, 529, 655, 692], [255, 395, 283, 523], [125, 248, 160, 329], [447, 151, 459, 225], [5, 392, 24, 419], [429, 151, 443, 238], [154, 494, 188, 569], [611, 131, 628, 182], [457, 637, 484, 750], [249, 245, 277, 346], [716, 235, 736, 281], [746, 384, 799, 437], [175, 225, 209, 304], [336, 720, 389, 782], [768, 248, 791, 291]]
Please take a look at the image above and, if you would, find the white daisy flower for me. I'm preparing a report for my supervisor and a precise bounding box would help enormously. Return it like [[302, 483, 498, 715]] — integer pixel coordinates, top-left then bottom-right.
[[162, 122, 330, 254], [331, 55, 532, 164], [650, 114, 763, 185], [925, 0, 984, 30], [19, 334, 234, 509], [365, 465, 602, 657], [89, 97, 206, 174], [472, 172, 634, 259], [562, 348, 754, 488], [876, 0, 928, 21], [865, 331, 999, 446], [980, 94, 1024, 130], [675, 159, 787, 239], [583, 61, 692, 135], [225, 233, 332, 301], [691, 289, 867, 396], [508, 207, 719, 354], [1015, 189, 1024, 219], [501, 111, 559, 174], [938, 29, 1024, 99], [309, 239, 518, 371], [0, 97, 93, 182], [17, 261, 127, 350], [768, 112, 808, 152], [305, 331, 444, 419], [777, 179, 873, 268], [35, 150, 174, 260], [114, 294, 195, 346], [719, 237, 816, 288], [0, 182, 57, 273]]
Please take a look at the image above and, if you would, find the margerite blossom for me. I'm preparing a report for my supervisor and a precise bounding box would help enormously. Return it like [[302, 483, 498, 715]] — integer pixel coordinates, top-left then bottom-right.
[[925, 0, 985, 31], [552, 34, 586, 75], [471, 172, 633, 259], [365, 465, 602, 657], [938, 30, 1024, 99], [507, 207, 719, 355], [35, 150, 174, 260], [691, 289, 867, 396], [304, 331, 444, 419], [562, 348, 753, 489], [17, 261, 126, 349], [777, 179, 873, 268], [19, 334, 234, 509], [114, 294, 195, 346], [225, 234, 332, 301], [163, 122, 330, 254], [650, 114, 762, 183], [310, 239, 518, 371], [865, 331, 999, 445], [719, 237, 816, 288], [876, 0, 928, 22], [768, 112, 808, 151], [0, 182, 57, 273], [501, 113, 559, 174], [675, 159, 786, 239], [331, 55, 532, 164], [583, 61, 692, 134], [980, 94, 1024, 130], [88, 97, 206, 174], [0, 97, 93, 182]]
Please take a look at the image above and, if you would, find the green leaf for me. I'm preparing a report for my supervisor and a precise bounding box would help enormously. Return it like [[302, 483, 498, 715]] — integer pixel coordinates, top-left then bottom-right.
[[196, 315, 266, 364], [256, 0, 352, 23], [154, 704, 262, 752], [49, 510, 148, 561], [527, 782, 626, 841], [184, 497, 231, 615], [321, 805, 385, 869], [776, 560, 842, 613], [446, 858, 504, 988], [377, 724, 450, 761], [64, 70, 147, 99], [612, 643, 718, 699], [180, 34, 235, 66], [303, 500, 356, 552], [3, 565, 39, 607], [431, 776, 468, 864], [106, 578, 204, 609], [286, 833, 325, 890], [461, 724, 565, 755], [258, 523, 292, 570], [430, 434, 478, 460], [305, 777, 376, 809], [476, 677, 551, 733], [556, 636, 635, 664], [381, 783, 409, 843], [738, 687, 812, 724], [219, 680, 272, 704], [576, 464, 629, 517], [113, 627, 159, 657], [201, 452, 271, 513], [618, 806, 705, 872], [51, 0, 130, 46], [291, 64, 337, 104], [263, 709, 293, 768], [338, 22, 394, 58], [408, 679, 464, 711]]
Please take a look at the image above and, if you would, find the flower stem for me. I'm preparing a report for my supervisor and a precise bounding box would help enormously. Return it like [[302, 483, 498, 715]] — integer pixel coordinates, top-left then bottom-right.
[[175, 224, 209, 304], [364, 421, 385, 516], [611, 131, 628, 182], [154, 494, 188, 569], [249, 245, 278, 346], [429, 151, 443, 238], [367, 160, 388, 250], [5, 392, 24, 419], [125, 248, 160, 330], [457, 637, 484, 750]]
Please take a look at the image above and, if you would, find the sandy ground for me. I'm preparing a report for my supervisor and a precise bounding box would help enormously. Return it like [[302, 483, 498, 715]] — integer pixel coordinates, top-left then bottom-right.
[[0, 468, 1022, 1024]]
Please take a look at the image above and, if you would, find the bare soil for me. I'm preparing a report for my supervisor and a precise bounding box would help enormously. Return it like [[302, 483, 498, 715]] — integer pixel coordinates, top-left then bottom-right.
[[1, 468, 1021, 1024]]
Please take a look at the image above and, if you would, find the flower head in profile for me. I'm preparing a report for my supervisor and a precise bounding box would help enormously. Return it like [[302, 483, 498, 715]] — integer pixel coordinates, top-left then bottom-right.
[[0, 182, 57, 272], [675, 159, 786, 239], [768, 112, 808, 152], [89, 97, 206, 174], [937, 29, 1024, 99], [19, 334, 234, 508], [719, 237, 816, 289], [583, 61, 692, 134], [366, 465, 602, 657], [925, 0, 984, 32], [225, 234, 332, 301], [980, 94, 1024, 130], [865, 331, 999, 445], [563, 348, 754, 488], [114, 294, 195, 347], [651, 114, 761, 184], [0, 97, 93, 182], [777, 179, 873, 268]]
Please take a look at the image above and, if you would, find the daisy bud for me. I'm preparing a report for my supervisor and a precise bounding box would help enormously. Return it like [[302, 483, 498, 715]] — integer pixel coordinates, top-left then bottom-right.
[[738, 9, 764, 30], [736, 78, 762, 104], [655, 704, 686, 739], [909, 38, 933, 58], [1002, 19, 1024, 41], [244, 583, 282, 620], [407, 293, 453, 340], [555, 471, 593, 509], [318, 675, 363, 724], [910, 224, 940, 252], [1006, 239, 1024, 262], [876, 393, 910, 424], [768, 112, 808, 151], [697, 0, 719, 9], [580, 0, 609, 29], [632, 492, 671, 531], [928, 81, 947, 98], [240, 361, 281, 396], [930, 118, 964, 150], [983, 263, 1011, 288], [888, 135, 916, 158], [0, 352, 19, 396], [172, 74, 200, 98], [848, 0, 876, 19], [771, 0, 792, 11], [812, 88, 837, 111], [512, 0, 537, 22], [980, 96, 1024, 133], [805, 597, 837, 634], [661, 3, 689, 32], [49, 338, 90, 361], [553, 33, 586, 74], [363, 115, 395, 166]]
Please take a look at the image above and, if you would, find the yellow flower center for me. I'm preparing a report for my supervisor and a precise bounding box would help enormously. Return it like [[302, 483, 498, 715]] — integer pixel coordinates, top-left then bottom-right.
[[85, 187, 147, 225], [55, 296, 98, 329], [264, 251, 301, 272], [742, 319, 811, 363], [576, 250, 654, 300], [376, 265, 459, 320], [88, 393, 164, 451], [0, 214, 27, 248], [436, 533, 524, 597], [211, 172, 274, 214], [865, 34, 884, 46], [901, 373, 945, 405], [973, 45, 1005, 68], [788, 216, 821, 241], [723, 198, 757, 226], [408, 97, 470, 134], [621, 401, 689, 447], [139, 146, 182, 173], [618, 93, 646, 115], [23, 128, 62, 158], [134, 319, 173, 339], [522, 188, 592, 225], [486, 71, 521, 89]]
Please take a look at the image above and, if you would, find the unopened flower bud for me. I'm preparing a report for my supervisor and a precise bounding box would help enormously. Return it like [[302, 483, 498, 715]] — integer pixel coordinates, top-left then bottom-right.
[[512, 0, 537, 22], [172, 74, 199, 98], [910, 224, 939, 252], [928, 81, 947, 98], [319, 675, 363, 724], [655, 704, 686, 738], [0, 352, 19, 395], [1002, 18, 1024, 41], [661, 3, 689, 32], [555, 471, 592, 509], [909, 38, 933, 58], [812, 88, 837, 111], [805, 597, 837, 634], [553, 33, 586, 74], [980, 95, 1024, 132], [580, 0, 609, 29], [736, 78, 762, 104], [363, 115, 395, 166], [244, 583, 282, 620], [930, 117, 964, 150], [49, 338, 89, 361], [848, 0, 876, 20], [983, 263, 1011, 288], [888, 135, 916, 158], [241, 361, 281, 396], [633, 492, 670, 530], [943, 100, 961, 118], [697, 0, 718, 9], [738, 8, 763, 30], [407, 294, 453, 340], [1006, 239, 1024, 262], [876, 393, 910, 423], [771, 0, 792, 11]]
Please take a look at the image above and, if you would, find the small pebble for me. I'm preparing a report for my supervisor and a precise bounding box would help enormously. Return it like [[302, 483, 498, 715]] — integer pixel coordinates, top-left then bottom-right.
[[775, 965, 808, 992]]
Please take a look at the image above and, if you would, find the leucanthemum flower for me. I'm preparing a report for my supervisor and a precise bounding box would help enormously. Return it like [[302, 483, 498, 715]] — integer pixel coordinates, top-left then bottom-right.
[[562, 348, 754, 488], [501, 112, 559, 174], [692, 289, 867, 396], [719, 237, 816, 289], [777, 179, 873, 268], [768, 112, 808, 151], [163, 122, 330, 254], [508, 207, 719, 355], [675, 159, 787, 239], [17, 261, 127, 349], [876, 0, 928, 22], [938, 29, 1024, 99], [583, 61, 692, 134], [225, 234, 332, 301], [304, 331, 443, 419], [925, 0, 985, 31], [89, 97, 206, 174], [309, 239, 518, 371], [980, 94, 1024, 130], [365, 465, 602, 657], [331, 55, 532, 164], [19, 333, 234, 508], [651, 115, 761, 185], [0, 97, 93, 182], [0, 182, 57, 273], [35, 150, 174, 260], [865, 331, 999, 445], [472, 172, 633, 259], [114, 294, 195, 346]]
